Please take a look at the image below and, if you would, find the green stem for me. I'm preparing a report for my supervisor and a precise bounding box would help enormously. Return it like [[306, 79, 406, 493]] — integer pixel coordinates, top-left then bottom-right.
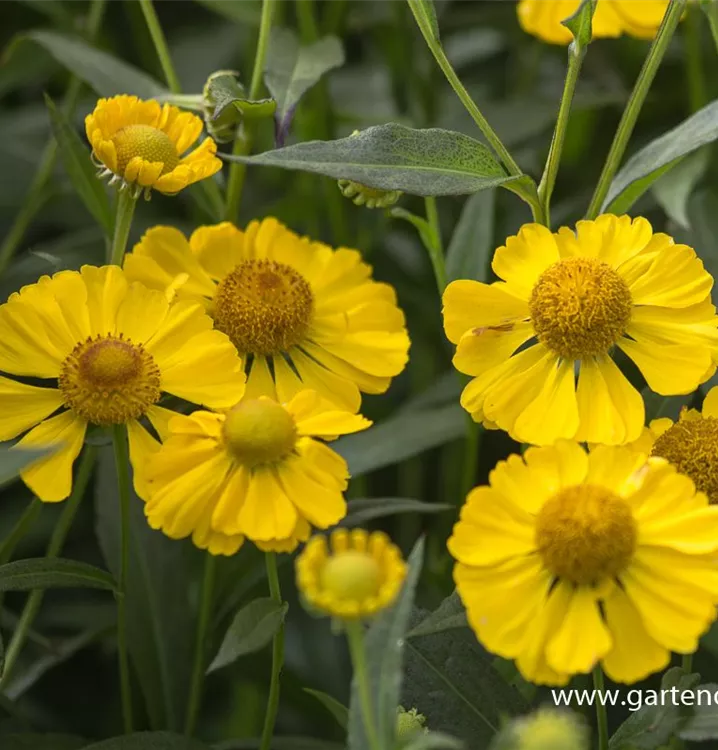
[[112, 425, 134, 734], [0, 499, 42, 566], [460, 418, 480, 499], [424, 197, 447, 293], [259, 552, 285, 750], [682, 652, 694, 673], [685, 4, 707, 112], [0, 0, 107, 276], [586, 0, 687, 218], [0, 447, 96, 689], [185, 553, 217, 736], [701, 0, 718, 53], [224, 0, 276, 223], [406, 0, 521, 177], [538, 40, 586, 227], [296, 0, 320, 42], [346, 620, 381, 750], [109, 191, 137, 266], [138, 0, 181, 93], [593, 666, 609, 750]]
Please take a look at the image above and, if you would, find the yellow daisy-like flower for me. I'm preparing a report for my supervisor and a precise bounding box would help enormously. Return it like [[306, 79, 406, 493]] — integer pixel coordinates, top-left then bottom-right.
[[86, 95, 222, 197], [139, 391, 370, 555], [629, 386, 718, 504], [0, 266, 245, 502], [450, 441, 718, 686], [443, 214, 718, 446], [123, 217, 410, 411], [517, 0, 669, 44], [296, 528, 407, 619]]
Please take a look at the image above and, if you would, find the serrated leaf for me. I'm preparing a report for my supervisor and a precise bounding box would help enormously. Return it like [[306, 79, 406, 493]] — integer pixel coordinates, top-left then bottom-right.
[[226, 124, 521, 197], [207, 597, 287, 673], [303, 688, 349, 730], [651, 148, 709, 229], [6, 31, 166, 98], [0, 445, 53, 488], [334, 403, 465, 477], [343, 498, 452, 527], [604, 98, 718, 213], [348, 538, 425, 750], [562, 0, 596, 47], [0, 558, 116, 593], [45, 94, 113, 234], [406, 592, 468, 638], [264, 28, 344, 143], [80, 733, 211, 750], [445, 190, 495, 283]]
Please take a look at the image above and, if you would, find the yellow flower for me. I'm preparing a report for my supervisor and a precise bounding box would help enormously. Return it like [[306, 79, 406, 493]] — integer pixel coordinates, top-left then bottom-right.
[[123, 217, 410, 411], [296, 528, 407, 619], [517, 0, 669, 44], [506, 707, 589, 750], [450, 441, 718, 686], [629, 386, 718, 504], [86, 95, 222, 197], [139, 391, 370, 554], [0, 266, 245, 502], [443, 214, 718, 446]]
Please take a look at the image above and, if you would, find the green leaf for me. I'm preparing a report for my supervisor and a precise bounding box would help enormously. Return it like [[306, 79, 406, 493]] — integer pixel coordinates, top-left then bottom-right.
[[0, 558, 116, 593], [343, 498, 452, 527], [348, 538, 425, 750], [651, 148, 709, 229], [81, 733, 211, 750], [226, 124, 520, 197], [95, 446, 197, 732], [642, 388, 693, 422], [6, 30, 166, 98], [604, 98, 718, 213], [303, 688, 349, 730], [334, 403, 465, 477], [406, 592, 468, 638], [407, 0, 441, 41], [0, 445, 53, 489], [679, 682, 718, 741], [562, 0, 596, 47], [609, 667, 700, 749], [402, 610, 529, 748], [207, 597, 288, 673], [204, 71, 276, 142], [45, 95, 113, 235], [445, 190, 495, 283], [2, 734, 87, 750], [264, 28, 344, 142]]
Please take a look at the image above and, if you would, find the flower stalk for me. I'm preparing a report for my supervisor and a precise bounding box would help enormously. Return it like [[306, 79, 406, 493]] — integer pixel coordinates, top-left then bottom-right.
[[346, 620, 381, 750], [259, 551, 285, 750], [109, 190, 137, 266]]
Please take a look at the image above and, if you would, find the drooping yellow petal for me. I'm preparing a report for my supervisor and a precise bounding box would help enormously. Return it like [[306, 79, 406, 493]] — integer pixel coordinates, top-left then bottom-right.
[[127, 418, 161, 499], [586, 444, 648, 497], [17, 411, 87, 502], [189, 222, 247, 280], [277, 457, 347, 529], [452, 322, 535, 378], [235, 467, 298, 541], [288, 390, 370, 438], [289, 348, 362, 413], [0, 378, 64, 441], [210, 464, 250, 535]]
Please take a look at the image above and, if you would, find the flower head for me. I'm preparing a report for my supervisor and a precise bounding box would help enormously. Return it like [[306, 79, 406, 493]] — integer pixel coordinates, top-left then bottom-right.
[[517, 0, 670, 44], [86, 95, 222, 198], [296, 528, 407, 619], [443, 214, 718, 446], [123, 218, 410, 411], [496, 707, 589, 750], [0, 266, 244, 502], [630, 386, 718, 504], [139, 391, 370, 554], [450, 441, 718, 685]]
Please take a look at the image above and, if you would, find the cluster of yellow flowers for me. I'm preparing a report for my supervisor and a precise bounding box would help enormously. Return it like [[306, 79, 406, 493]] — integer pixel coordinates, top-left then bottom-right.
[[5, 85, 718, 693]]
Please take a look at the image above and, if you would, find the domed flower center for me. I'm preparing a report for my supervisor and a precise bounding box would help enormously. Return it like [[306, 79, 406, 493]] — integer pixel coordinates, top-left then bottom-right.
[[529, 258, 632, 360], [112, 124, 179, 177], [535, 484, 637, 585], [59, 335, 161, 425], [320, 550, 382, 601], [652, 416, 718, 503], [213, 260, 314, 355], [223, 398, 297, 467]]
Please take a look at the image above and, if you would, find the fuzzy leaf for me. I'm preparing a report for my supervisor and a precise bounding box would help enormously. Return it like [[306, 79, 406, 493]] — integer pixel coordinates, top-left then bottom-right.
[[445, 190, 496, 283], [0, 558, 116, 593]]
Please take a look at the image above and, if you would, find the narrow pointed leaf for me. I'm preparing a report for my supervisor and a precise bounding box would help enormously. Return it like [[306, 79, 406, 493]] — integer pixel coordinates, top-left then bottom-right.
[[446, 190, 496, 283], [0, 445, 53, 488], [343, 497, 452, 527], [0, 558, 116, 592]]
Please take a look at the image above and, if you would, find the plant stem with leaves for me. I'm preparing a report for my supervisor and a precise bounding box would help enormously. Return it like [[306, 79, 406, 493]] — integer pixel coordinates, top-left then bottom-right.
[[259, 552, 285, 750], [0, 447, 96, 689], [112, 426, 134, 733], [586, 0, 687, 218], [225, 0, 276, 223]]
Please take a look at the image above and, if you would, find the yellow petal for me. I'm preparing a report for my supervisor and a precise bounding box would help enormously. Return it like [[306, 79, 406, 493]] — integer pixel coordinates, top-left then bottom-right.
[[115, 281, 170, 344], [81, 265, 128, 336], [146, 405, 178, 441], [601, 584, 670, 684], [127, 419, 161, 499], [17, 411, 87, 502], [188, 222, 247, 280], [235, 467, 298, 541], [627, 460, 703, 518], [586, 444, 647, 497], [452, 322, 534, 377], [245, 355, 277, 400], [0, 378, 64, 441], [637, 506, 718, 553], [302, 341, 391, 395], [288, 390, 370, 438], [289, 348, 362, 413], [703, 386, 718, 418], [546, 587, 612, 675], [277, 456, 347, 528], [210, 464, 250, 535]]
